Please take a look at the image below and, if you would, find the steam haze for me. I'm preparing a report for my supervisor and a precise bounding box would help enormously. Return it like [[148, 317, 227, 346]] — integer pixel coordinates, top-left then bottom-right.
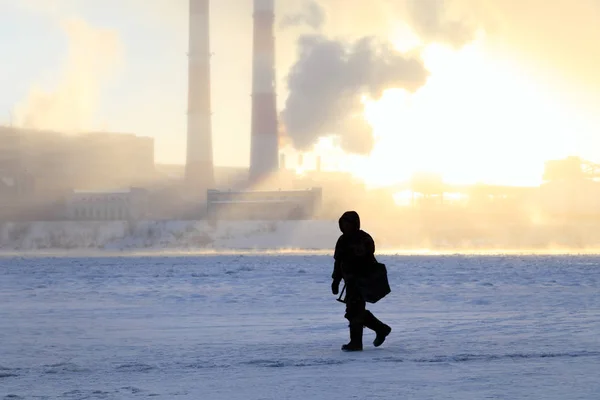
[[393, 0, 600, 94], [3, 0, 600, 166], [5, 7, 600, 400], [2, 0, 600, 252], [404, 0, 475, 48]]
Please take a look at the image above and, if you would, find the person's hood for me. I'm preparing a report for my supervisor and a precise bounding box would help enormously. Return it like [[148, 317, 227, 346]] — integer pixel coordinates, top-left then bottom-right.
[[339, 211, 360, 233]]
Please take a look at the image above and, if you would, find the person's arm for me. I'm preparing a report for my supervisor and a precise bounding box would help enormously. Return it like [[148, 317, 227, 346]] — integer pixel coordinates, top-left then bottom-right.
[[331, 237, 343, 294], [332, 259, 342, 282]]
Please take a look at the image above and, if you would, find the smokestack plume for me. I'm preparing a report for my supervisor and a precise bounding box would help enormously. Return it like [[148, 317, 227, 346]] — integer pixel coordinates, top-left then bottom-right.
[[185, 0, 214, 199], [249, 0, 279, 184]]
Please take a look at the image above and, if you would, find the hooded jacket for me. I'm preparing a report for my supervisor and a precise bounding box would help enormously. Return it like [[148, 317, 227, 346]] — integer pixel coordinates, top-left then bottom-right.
[[332, 211, 376, 284]]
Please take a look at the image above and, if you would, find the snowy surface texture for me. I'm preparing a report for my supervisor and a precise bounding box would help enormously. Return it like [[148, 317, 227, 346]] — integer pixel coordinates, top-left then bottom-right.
[[1, 254, 600, 399]]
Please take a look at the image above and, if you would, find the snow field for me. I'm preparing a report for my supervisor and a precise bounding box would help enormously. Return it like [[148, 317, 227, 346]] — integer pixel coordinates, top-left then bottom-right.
[[1, 254, 599, 399]]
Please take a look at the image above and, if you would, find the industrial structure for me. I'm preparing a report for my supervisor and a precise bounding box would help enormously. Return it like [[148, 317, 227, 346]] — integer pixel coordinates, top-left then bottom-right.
[[0, 126, 155, 220], [0, 127, 155, 192], [0, 127, 33, 197], [206, 187, 322, 220], [66, 187, 150, 221], [539, 156, 600, 218], [26, 0, 600, 230], [185, 0, 215, 199], [248, 0, 280, 184]]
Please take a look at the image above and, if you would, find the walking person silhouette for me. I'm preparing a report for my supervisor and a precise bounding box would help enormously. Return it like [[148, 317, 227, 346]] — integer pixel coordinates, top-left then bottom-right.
[[331, 211, 392, 351]]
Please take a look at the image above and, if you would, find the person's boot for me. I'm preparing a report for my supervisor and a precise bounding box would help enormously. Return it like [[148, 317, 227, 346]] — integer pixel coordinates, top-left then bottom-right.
[[363, 310, 392, 347], [341, 324, 363, 351]]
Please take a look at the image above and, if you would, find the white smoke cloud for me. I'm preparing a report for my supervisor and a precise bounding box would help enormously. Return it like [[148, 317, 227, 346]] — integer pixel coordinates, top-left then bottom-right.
[[281, 35, 429, 155], [280, 0, 327, 31], [15, 17, 123, 133]]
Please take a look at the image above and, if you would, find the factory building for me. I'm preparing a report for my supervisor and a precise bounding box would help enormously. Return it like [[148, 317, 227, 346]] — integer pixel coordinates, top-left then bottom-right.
[[0, 126, 21, 172], [0, 127, 34, 200], [206, 187, 322, 220], [66, 187, 150, 221], [0, 126, 155, 220], [0, 127, 155, 196], [538, 157, 600, 218]]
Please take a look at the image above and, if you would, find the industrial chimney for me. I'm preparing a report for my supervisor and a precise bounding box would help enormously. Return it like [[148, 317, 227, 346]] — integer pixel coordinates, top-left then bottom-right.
[[279, 153, 286, 170], [248, 0, 279, 184], [185, 0, 214, 199]]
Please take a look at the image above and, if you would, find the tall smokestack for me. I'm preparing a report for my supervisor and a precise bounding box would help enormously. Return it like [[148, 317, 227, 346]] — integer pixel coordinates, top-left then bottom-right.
[[279, 153, 286, 170], [185, 0, 214, 199], [249, 0, 279, 184]]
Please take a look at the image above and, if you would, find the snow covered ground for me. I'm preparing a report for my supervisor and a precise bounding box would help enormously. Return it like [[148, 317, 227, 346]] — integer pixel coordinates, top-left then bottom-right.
[[1, 253, 600, 399]]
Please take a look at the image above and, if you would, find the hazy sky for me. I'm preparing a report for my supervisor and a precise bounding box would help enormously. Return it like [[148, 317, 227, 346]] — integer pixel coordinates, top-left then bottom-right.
[[1, 0, 600, 187]]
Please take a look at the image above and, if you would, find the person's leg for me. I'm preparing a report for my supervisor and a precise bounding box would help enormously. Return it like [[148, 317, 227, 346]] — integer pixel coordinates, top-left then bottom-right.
[[342, 286, 365, 351], [363, 310, 392, 347]]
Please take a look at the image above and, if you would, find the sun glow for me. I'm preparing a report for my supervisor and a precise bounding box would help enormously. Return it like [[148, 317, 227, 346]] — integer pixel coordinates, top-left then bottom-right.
[[348, 35, 583, 188]]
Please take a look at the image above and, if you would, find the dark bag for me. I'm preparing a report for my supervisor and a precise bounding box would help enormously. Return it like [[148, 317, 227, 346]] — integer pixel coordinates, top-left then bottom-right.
[[357, 261, 391, 304]]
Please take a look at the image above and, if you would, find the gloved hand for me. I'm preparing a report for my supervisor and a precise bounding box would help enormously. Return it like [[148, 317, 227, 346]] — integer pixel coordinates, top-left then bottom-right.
[[331, 279, 340, 295]]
